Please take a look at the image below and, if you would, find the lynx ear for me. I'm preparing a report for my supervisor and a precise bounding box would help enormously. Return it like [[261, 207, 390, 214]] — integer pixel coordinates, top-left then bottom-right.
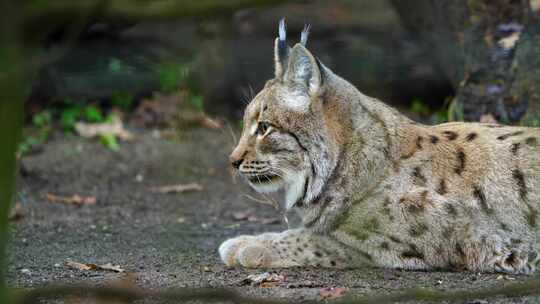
[[274, 18, 289, 79], [285, 43, 322, 97]]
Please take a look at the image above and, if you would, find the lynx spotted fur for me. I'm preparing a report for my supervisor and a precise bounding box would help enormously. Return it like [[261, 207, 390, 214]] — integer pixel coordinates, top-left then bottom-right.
[[219, 20, 540, 273]]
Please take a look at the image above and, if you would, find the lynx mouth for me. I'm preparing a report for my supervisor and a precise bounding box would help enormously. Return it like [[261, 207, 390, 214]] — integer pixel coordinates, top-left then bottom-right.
[[247, 174, 279, 184]]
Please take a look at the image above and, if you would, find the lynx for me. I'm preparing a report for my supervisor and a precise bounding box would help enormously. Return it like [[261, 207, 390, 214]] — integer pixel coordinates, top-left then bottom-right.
[[219, 20, 540, 273]]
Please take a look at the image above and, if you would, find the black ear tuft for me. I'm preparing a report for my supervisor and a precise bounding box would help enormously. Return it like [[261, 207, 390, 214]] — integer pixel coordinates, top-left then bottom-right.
[[275, 18, 290, 79], [278, 18, 288, 59], [300, 24, 311, 46]]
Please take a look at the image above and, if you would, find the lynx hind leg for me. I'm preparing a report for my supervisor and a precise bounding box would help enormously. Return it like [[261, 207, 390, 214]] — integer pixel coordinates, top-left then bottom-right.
[[489, 250, 536, 274], [491, 248, 540, 274], [457, 236, 538, 274], [219, 229, 357, 268]]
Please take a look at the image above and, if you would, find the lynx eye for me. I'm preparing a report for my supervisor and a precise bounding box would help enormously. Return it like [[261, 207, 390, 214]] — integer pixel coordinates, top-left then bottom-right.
[[256, 121, 271, 135]]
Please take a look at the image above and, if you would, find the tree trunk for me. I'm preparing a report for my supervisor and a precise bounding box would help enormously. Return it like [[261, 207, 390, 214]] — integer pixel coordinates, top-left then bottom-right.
[[391, 0, 540, 125]]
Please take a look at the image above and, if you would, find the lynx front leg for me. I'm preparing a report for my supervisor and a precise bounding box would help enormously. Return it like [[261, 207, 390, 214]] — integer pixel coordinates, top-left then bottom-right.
[[219, 229, 362, 268]]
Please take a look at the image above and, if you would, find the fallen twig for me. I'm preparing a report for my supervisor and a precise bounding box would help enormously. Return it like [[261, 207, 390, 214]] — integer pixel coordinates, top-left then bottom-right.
[[148, 183, 203, 194], [45, 193, 96, 206]]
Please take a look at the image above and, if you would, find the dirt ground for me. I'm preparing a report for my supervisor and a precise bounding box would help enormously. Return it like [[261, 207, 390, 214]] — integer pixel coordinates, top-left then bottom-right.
[[7, 126, 540, 303]]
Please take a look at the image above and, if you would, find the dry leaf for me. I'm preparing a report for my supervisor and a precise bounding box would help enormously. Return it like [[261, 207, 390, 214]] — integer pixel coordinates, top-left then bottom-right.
[[65, 261, 124, 273], [232, 211, 280, 225], [260, 281, 281, 288], [232, 211, 255, 221], [319, 287, 347, 300], [65, 261, 98, 271], [46, 193, 96, 206], [132, 91, 185, 128], [246, 272, 285, 286], [498, 32, 521, 49], [148, 183, 203, 194], [197, 115, 223, 129], [75, 115, 133, 141], [97, 263, 125, 273], [479, 114, 498, 124], [132, 91, 222, 130], [9, 202, 24, 221]]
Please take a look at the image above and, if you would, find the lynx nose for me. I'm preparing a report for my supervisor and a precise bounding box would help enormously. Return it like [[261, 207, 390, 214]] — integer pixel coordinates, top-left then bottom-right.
[[229, 153, 244, 169]]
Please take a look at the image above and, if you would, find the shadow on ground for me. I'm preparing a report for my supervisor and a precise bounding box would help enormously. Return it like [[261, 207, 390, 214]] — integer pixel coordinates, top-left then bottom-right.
[[7, 126, 540, 303]]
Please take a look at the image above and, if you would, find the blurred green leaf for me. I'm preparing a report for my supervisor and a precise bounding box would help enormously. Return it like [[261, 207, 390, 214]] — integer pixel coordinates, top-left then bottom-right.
[[190, 95, 204, 113], [105, 112, 117, 123], [448, 98, 464, 122], [60, 106, 82, 131], [32, 110, 51, 127], [522, 116, 540, 127], [109, 58, 123, 73], [17, 136, 40, 155], [83, 105, 104, 123], [156, 62, 188, 93], [434, 109, 449, 124], [100, 134, 120, 152], [410, 98, 430, 116], [111, 91, 134, 110]]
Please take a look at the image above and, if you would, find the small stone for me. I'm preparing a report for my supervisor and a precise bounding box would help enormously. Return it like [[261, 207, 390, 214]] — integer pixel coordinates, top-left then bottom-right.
[[21, 269, 31, 274]]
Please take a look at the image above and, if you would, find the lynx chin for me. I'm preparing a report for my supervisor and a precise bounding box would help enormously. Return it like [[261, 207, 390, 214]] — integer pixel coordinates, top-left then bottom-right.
[[219, 19, 540, 273]]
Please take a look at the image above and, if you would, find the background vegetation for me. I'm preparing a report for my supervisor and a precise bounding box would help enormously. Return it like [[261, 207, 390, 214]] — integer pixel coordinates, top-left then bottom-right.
[[2, 0, 540, 303]]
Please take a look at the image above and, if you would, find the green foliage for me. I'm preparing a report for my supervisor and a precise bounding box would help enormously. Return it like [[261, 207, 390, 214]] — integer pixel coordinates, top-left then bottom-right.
[[18, 136, 41, 155], [108, 58, 123, 73], [448, 98, 464, 122], [19, 102, 114, 155], [58, 101, 108, 131], [100, 134, 120, 152], [32, 110, 51, 127], [410, 97, 452, 124], [521, 116, 540, 127], [156, 61, 190, 93], [83, 105, 104, 122], [410, 98, 430, 116], [189, 94, 204, 113], [434, 109, 449, 124], [18, 110, 53, 156], [59, 105, 81, 131], [110, 91, 134, 110]]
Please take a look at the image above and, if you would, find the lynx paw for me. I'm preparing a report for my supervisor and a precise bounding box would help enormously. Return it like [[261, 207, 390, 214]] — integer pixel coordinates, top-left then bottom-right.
[[219, 236, 274, 268]]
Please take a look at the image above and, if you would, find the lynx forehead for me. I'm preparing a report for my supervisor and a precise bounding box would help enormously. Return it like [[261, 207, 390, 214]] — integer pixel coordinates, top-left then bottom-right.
[[221, 19, 540, 274]]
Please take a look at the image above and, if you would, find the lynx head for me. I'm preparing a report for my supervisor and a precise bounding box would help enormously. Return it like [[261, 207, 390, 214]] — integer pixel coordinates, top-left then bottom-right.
[[229, 20, 342, 210]]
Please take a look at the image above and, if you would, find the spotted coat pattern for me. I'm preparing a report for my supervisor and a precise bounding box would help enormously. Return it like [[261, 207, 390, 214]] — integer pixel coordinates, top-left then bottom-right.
[[219, 23, 540, 274]]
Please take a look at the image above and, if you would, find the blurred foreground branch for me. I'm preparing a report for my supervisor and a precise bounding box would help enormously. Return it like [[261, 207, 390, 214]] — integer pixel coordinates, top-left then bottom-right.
[[23, 0, 290, 23], [0, 1, 27, 303], [15, 277, 540, 304]]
